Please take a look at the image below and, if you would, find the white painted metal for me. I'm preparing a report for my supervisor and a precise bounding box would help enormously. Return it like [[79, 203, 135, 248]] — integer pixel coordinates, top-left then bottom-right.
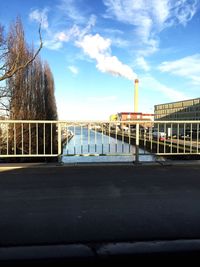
[[0, 120, 199, 160]]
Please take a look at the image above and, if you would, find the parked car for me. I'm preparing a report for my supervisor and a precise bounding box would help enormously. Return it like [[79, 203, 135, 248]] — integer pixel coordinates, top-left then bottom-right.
[[152, 131, 166, 141]]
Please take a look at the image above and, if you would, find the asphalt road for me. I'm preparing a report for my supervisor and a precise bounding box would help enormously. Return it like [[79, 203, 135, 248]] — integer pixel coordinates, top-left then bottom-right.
[[1, 163, 200, 248]]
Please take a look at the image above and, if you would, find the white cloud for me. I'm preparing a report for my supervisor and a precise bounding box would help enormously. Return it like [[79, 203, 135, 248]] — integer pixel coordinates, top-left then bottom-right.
[[103, 0, 199, 55], [43, 15, 96, 50], [57, 0, 85, 23], [158, 54, 200, 85], [104, 28, 124, 35], [190, 76, 200, 86], [141, 75, 188, 101], [55, 32, 70, 42], [54, 25, 80, 42], [43, 25, 79, 50], [135, 56, 150, 71], [109, 37, 129, 48], [43, 39, 63, 50], [152, 0, 170, 25], [102, 28, 129, 48], [29, 8, 49, 29], [172, 0, 199, 26], [68, 65, 79, 75], [76, 33, 137, 81], [78, 15, 96, 39]]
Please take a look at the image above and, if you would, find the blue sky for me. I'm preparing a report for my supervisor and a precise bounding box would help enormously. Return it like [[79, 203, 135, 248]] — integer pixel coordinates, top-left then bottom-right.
[[1, 0, 200, 120]]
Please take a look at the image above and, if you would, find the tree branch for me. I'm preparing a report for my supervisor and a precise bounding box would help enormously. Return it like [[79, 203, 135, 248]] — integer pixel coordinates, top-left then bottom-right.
[[0, 25, 43, 82]]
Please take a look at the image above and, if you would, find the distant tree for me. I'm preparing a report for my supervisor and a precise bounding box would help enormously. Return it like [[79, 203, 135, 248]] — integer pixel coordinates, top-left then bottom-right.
[[43, 62, 58, 120]]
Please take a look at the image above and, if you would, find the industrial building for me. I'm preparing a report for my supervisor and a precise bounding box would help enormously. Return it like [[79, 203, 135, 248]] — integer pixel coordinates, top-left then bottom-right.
[[109, 112, 154, 129], [117, 112, 154, 121], [154, 98, 200, 121], [109, 79, 154, 128]]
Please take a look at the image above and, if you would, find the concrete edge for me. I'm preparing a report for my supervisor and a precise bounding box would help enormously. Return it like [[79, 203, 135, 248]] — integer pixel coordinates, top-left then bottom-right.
[[0, 244, 93, 261], [97, 239, 200, 256], [1, 239, 200, 261], [0, 160, 199, 170]]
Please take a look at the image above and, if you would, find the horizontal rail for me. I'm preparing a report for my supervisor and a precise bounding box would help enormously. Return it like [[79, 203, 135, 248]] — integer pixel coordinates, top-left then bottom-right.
[[0, 154, 59, 157], [0, 120, 200, 161], [1, 120, 200, 124], [157, 153, 200, 155]]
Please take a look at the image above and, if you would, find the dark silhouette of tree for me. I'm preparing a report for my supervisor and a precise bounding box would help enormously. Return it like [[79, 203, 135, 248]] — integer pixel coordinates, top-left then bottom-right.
[[43, 62, 58, 120]]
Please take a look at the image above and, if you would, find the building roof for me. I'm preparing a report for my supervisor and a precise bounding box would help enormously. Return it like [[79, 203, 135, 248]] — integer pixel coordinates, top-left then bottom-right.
[[117, 112, 154, 116], [117, 112, 142, 115], [154, 97, 200, 107]]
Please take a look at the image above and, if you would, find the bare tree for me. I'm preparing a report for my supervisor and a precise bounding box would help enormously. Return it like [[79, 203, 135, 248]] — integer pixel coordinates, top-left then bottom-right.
[[4, 18, 58, 157], [43, 62, 58, 120], [0, 25, 9, 114], [0, 17, 42, 82]]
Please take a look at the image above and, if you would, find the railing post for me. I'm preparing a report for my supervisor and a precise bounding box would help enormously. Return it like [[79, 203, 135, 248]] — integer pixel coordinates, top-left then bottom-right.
[[57, 122, 62, 164], [135, 122, 139, 164]]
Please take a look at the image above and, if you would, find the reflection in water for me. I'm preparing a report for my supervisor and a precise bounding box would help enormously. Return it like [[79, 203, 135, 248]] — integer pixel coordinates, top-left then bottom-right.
[[62, 127, 156, 163]]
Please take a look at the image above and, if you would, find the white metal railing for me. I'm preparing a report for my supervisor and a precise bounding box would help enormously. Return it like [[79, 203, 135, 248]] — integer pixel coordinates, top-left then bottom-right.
[[0, 120, 200, 162], [0, 120, 59, 157]]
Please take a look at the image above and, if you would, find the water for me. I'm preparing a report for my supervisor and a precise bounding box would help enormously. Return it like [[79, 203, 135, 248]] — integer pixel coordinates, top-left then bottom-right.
[[62, 127, 156, 163]]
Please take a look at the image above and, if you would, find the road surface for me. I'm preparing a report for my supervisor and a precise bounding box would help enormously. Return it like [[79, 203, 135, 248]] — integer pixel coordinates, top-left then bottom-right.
[[1, 162, 200, 261]]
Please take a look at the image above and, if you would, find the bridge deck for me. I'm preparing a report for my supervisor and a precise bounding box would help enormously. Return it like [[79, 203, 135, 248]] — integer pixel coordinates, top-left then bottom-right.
[[1, 162, 200, 261]]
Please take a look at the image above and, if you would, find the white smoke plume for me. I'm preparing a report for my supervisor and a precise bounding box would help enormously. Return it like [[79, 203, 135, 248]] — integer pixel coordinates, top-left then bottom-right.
[[76, 33, 137, 81]]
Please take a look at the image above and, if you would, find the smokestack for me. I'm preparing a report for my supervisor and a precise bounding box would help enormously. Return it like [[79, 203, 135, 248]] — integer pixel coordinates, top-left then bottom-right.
[[134, 79, 139, 113]]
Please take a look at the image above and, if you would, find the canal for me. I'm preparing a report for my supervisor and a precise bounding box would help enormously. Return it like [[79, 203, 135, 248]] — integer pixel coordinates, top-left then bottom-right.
[[62, 127, 156, 163]]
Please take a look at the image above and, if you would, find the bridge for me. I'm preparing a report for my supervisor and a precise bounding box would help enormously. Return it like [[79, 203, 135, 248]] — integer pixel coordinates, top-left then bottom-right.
[[1, 120, 200, 262], [0, 120, 200, 163]]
